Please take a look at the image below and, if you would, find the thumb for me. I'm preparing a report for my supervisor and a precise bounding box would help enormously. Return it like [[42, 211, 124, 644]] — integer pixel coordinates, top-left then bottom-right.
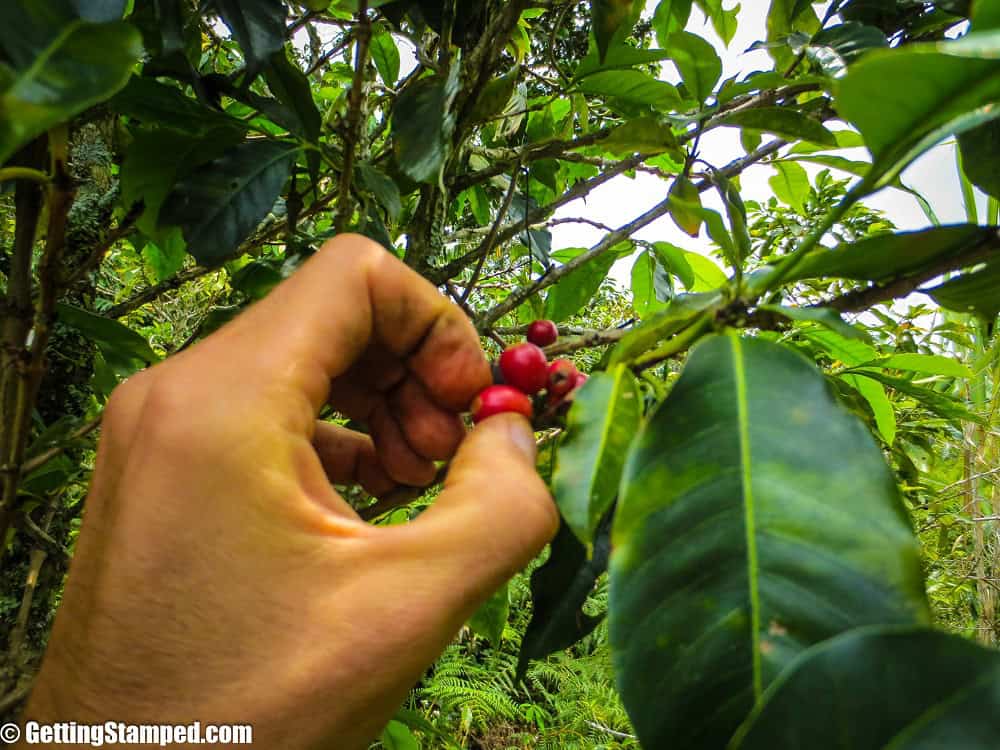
[[383, 413, 559, 609]]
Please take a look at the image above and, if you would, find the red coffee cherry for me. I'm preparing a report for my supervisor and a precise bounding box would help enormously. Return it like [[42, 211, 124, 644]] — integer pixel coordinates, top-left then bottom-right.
[[499, 343, 549, 395], [471, 385, 534, 423], [547, 359, 579, 399], [571, 372, 589, 391], [526, 319, 559, 347]]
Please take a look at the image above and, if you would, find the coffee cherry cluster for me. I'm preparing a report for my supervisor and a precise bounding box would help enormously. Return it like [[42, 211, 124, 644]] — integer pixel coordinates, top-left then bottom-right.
[[471, 321, 588, 424]]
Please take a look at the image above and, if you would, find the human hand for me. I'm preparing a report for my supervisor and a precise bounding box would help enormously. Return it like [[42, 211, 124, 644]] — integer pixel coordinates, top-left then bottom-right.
[[20, 235, 558, 749]]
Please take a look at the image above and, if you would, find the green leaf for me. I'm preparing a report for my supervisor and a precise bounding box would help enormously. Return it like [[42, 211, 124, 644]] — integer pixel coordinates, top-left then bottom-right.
[[591, 0, 640, 63], [370, 30, 400, 86], [852, 369, 985, 424], [578, 70, 682, 111], [667, 30, 722, 103], [111, 77, 248, 135], [668, 176, 703, 237], [768, 161, 809, 213], [803, 327, 878, 366], [467, 184, 490, 225], [653, 0, 693, 48], [715, 172, 751, 263], [468, 582, 509, 647], [544, 251, 617, 323], [926, 260, 1000, 322], [516, 518, 611, 682], [842, 373, 896, 445], [789, 224, 996, 283], [120, 126, 245, 239], [576, 45, 674, 80], [601, 117, 683, 159], [610, 333, 929, 750], [731, 627, 1000, 749], [714, 107, 837, 147], [356, 163, 402, 221], [651, 241, 696, 289], [0, 19, 142, 164], [684, 250, 728, 291], [554, 366, 641, 546], [836, 43, 1000, 187], [211, 0, 287, 77], [608, 290, 723, 366], [470, 66, 519, 121], [392, 66, 460, 184], [230, 259, 283, 301], [159, 140, 297, 265], [758, 304, 870, 342], [141, 231, 186, 283], [263, 50, 322, 142], [631, 251, 672, 317], [56, 303, 159, 372], [765, 0, 820, 69], [959, 119, 1000, 199], [380, 720, 419, 750], [876, 353, 973, 379]]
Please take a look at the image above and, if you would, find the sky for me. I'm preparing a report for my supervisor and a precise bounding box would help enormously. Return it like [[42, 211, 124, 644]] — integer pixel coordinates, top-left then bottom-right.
[[546, 3, 985, 285]]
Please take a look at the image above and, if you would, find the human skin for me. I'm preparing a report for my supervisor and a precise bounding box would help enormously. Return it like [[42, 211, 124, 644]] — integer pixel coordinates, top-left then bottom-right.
[[17, 235, 559, 749]]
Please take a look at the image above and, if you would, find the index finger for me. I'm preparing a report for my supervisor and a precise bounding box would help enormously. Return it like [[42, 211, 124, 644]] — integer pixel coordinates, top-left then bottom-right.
[[216, 234, 491, 419]]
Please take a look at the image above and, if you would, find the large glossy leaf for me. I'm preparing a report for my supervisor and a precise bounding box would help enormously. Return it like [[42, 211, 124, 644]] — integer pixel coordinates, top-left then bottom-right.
[[836, 42, 1000, 187], [731, 627, 1000, 749], [667, 30, 721, 103], [159, 140, 297, 265], [788, 224, 997, 283], [392, 67, 459, 184], [121, 126, 245, 238], [111, 77, 249, 135], [610, 333, 929, 750], [516, 517, 611, 681], [714, 108, 837, 147], [543, 251, 617, 323], [0, 18, 141, 163], [211, 0, 287, 76], [554, 366, 641, 546], [926, 260, 1000, 321], [578, 70, 682, 111]]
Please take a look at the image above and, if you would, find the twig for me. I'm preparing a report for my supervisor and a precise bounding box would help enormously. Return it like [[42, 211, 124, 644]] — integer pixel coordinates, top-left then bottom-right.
[[476, 192, 678, 329], [585, 721, 637, 741], [21, 415, 102, 476], [335, 1, 372, 234], [459, 164, 521, 305]]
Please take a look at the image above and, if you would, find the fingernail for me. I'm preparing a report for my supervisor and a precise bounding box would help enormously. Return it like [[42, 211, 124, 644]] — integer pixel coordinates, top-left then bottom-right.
[[508, 418, 537, 462]]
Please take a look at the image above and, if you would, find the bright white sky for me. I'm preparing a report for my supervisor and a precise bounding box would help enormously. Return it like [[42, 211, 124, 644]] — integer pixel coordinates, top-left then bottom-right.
[[547, 3, 985, 285]]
